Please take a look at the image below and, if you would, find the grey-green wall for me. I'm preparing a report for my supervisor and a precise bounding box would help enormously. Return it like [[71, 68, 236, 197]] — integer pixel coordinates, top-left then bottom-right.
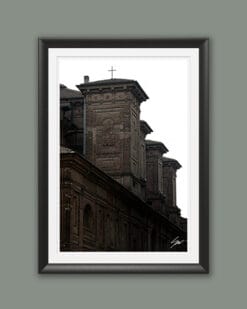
[[0, 0, 246, 308]]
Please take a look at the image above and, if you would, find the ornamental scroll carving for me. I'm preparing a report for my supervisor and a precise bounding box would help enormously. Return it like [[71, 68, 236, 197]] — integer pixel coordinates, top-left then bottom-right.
[[96, 117, 121, 154]]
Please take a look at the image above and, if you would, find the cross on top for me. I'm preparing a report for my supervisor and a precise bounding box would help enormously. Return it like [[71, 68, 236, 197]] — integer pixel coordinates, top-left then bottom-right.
[[108, 66, 116, 79]]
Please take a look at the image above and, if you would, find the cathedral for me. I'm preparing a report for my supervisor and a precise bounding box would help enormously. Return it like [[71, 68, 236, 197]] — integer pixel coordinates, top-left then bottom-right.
[[60, 75, 187, 251]]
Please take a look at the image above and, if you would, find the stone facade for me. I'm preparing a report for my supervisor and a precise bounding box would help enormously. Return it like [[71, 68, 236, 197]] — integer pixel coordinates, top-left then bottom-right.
[[60, 76, 187, 251], [60, 147, 186, 251], [77, 78, 149, 199]]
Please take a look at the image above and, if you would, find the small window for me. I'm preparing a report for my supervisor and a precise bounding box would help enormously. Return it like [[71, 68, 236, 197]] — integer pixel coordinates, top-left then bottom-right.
[[83, 204, 93, 230]]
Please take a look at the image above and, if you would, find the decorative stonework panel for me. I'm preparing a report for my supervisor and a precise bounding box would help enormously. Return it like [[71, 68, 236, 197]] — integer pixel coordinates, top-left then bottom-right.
[[96, 132, 120, 154], [95, 111, 121, 126], [103, 93, 113, 101], [95, 157, 121, 172]]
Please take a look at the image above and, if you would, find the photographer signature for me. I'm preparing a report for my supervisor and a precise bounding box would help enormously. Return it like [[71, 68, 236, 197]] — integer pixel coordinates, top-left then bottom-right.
[[170, 236, 185, 248]]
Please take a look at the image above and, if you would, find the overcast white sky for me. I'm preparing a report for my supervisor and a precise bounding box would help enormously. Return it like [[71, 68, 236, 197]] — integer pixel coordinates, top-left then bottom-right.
[[59, 56, 189, 217]]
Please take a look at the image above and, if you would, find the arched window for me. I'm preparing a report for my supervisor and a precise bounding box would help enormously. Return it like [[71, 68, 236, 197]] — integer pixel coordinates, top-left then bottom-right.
[[83, 204, 93, 230]]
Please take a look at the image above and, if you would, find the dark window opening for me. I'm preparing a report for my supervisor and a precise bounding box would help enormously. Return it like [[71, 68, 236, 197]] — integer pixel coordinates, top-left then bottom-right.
[[83, 204, 93, 230]]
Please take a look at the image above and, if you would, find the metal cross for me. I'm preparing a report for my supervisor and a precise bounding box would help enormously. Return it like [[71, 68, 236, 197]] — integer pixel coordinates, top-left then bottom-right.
[[108, 66, 116, 79]]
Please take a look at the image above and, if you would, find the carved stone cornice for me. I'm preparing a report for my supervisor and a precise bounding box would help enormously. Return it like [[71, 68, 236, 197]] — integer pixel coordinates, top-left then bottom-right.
[[162, 157, 182, 170], [76, 78, 148, 104], [140, 120, 153, 136], [145, 140, 168, 154]]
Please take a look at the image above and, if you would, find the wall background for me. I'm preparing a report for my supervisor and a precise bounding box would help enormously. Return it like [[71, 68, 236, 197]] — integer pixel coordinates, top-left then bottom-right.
[[0, 0, 246, 308]]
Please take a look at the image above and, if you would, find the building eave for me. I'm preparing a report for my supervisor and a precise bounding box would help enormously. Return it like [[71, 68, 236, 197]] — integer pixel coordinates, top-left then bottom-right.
[[145, 140, 168, 154], [76, 78, 149, 103]]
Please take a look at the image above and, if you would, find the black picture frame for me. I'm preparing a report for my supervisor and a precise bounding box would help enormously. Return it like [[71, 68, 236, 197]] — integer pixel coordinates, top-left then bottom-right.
[[39, 38, 209, 274]]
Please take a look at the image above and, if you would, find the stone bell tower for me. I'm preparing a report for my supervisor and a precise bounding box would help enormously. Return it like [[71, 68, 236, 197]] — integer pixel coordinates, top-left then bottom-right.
[[77, 76, 149, 196]]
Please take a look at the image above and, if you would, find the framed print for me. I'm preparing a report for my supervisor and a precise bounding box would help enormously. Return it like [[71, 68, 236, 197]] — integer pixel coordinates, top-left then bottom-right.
[[39, 38, 209, 273]]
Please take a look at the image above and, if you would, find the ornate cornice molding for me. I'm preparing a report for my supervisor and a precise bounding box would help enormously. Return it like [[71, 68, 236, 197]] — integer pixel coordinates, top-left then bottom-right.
[[77, 78, 148, 104]]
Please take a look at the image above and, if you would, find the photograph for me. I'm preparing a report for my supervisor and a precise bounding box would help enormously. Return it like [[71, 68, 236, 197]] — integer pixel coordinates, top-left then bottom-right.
[[39, 39, 208, 273], [59, 56, 188, 252]]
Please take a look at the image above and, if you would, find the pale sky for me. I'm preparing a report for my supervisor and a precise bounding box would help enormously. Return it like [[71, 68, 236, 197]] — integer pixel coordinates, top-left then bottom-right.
[[59, 56, 189, 217]]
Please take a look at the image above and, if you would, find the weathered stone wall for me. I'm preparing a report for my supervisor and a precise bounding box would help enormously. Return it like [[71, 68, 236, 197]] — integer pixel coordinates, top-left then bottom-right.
[[60, 80, 187, 251], [60, 152, 187, 251], [84, 88, 145, 197]]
